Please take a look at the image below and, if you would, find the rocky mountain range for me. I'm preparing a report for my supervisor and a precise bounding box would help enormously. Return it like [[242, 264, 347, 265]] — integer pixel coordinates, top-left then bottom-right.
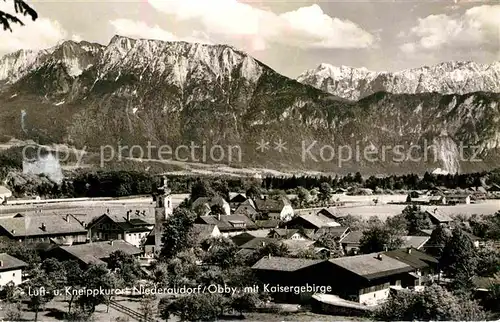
[[0, 36, 499, 175], [297, 62, 500, 101]]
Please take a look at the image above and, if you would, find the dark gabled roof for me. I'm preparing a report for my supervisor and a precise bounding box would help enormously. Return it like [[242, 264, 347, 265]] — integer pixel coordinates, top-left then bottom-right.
[[340, 231, 363, 244], [88, 213, 153, 232], [234, 203, 258, 216], [57, 240, 141, 265], [192, 224, 218, 240], [252, 256, 325, 272], [0, 215, 87, 238], [425, 210, 453, 223], [230, 194, 247, 203], [318, 208, 347, 220], [255, 219, 280, 229], [192, 196, 228, 209], [0, 253, 28, 272], [231, 232, 257, 246], [329, 253, 413, 280], [196, 214, 257, 232], [384, 248, 438, 270], [239, 237, 277, 250], [292, 213, 340, 230], [254, 197, 289, 213]]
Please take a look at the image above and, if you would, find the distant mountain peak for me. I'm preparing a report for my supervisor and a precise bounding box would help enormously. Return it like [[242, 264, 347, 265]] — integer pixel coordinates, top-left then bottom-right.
[[298, 60, 500, 100]]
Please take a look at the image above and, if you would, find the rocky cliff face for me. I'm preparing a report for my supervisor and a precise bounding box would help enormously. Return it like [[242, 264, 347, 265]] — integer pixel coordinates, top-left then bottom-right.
[[297, 61, 500, 101], [0, 36, 499, 175]]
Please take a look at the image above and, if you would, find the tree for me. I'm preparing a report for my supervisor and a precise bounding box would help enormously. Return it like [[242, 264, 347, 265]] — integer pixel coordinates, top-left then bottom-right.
[[160, 207, 196, 259], [296, 186, 311, 207], [315, 231, 344, 258], [63, 260, 84, 314], [247, 242, 289, 265], [190, 179, 216, 201], [231, 292, 260, 316], [210, 203, 225, 217], [77, 264, 117, 314], [0, 281, 18, 303], [138, 292, 157, 321], [41, 258, 67, 289], [4, 302, 22, 321], [373, 284, 485, 321], [440, 228, 478, 286], [159, 293, 225, 321], [164, 250, 201, 288], [426, 226, 452, 258], [108, 250, 143, 287], [475, 247, 500, 277], [203, 237, 240, 269], [0, 0, 38, 32], [246, 184, 261, 200], [401, 205, 432, 235], [318, 182, 333, 206], [24, 268, 56, 322], [359, 226, 403, 254]]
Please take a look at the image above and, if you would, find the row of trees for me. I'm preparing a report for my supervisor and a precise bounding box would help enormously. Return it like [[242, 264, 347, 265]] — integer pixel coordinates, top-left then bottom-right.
[[0, 239, 144, 322]]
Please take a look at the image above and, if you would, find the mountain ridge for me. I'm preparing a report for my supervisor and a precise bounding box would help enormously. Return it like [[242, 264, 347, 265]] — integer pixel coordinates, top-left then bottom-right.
[[0, 36, 499, 175], [297, 61, 500, 101]]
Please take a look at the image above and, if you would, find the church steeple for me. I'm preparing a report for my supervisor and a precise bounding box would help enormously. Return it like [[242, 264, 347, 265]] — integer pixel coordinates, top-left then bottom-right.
[[154, 175, 172, 252]]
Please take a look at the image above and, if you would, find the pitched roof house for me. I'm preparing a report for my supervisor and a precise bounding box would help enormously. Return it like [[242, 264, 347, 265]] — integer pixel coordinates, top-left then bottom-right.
[[195, 214, 257, 236], [192, 196, 231, 216], [87, 211, 154, 248], [254, 197, 294, 221], [229, 194, 248, 209], [0, 214, 87, 245], [425, 209, 453, 225], [446, 194, 471, 205], [46, 240, 142, 267], [268, 228, 314, 240], [287, 213, 341, 230], [234, 199, 258, 218], [317, 208, 348, 221], [327, 253, 415, 305], [0, 253, 27, 286]]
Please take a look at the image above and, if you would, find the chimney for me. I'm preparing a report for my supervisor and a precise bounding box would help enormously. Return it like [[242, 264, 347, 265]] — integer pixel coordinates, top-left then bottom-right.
[[0, 260, 3, 267], [135, 210, 140, 216], [127, 211, 130, 222], [376, 254, 383, 260], [11, 229, 15, 234], [107, 208, 110, 214], [64, 214, 70, 222], [41, 223, 46, 231], [110, 240, 114, 246], [141, 210, 146, 216], [268, 253, 271, 259], [217, 213, 221, 221], [407, 247, 412, 254]]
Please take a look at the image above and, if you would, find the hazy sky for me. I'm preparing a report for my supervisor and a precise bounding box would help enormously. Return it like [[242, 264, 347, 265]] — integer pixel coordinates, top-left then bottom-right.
[[1, 0, 499, 78]]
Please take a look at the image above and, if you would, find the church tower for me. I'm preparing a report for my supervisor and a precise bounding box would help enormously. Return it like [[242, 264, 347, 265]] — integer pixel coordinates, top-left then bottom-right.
[[153, 176, 172, 252]]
